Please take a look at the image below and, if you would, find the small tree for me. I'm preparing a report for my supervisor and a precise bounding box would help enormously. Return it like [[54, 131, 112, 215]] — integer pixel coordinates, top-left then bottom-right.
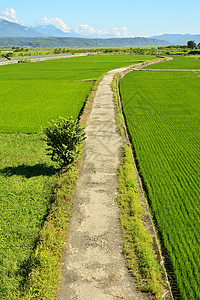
[[43, 117, 86, 168], [187, 40, 196, 49]]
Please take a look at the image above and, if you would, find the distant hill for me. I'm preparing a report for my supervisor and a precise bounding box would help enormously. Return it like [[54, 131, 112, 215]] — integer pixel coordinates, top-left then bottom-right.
[[0, 36, 170, 48], [1, 19, 200, 47], [0, 19, 44, 37], [0, 19, 169, 47], [152, 34, 200, 45]]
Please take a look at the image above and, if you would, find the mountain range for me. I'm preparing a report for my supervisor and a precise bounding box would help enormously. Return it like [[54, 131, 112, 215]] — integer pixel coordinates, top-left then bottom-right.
[[152, 34, 200, 45], [0, 19, 43, 37], [0, 19, 199, 47], [0, 37, 171, 48]]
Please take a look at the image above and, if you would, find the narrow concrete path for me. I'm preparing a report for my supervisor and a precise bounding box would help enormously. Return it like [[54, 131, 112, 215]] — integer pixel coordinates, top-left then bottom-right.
[[58, 67, 150, 300]]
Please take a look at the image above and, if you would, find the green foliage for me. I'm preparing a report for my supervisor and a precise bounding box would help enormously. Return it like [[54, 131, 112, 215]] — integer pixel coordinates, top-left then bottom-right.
[[187, 40, 197, 49], [120, 68, 200, 299], [188, 50, 200, 55], [53, 47, 62, 54], [13, 47, 24, 52], [43, 117, 86, 167]]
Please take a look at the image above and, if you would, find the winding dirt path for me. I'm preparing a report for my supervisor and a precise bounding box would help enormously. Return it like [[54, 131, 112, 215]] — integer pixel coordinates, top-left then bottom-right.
[[58, 66, 150, 300]]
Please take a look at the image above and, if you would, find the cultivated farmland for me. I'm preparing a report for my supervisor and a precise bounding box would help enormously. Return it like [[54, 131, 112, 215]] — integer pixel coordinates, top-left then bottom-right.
[[0, 53, 156, 298], [147, 55, 200, 69], [0, 54, 155, 133], [119, 57, 200, 299]]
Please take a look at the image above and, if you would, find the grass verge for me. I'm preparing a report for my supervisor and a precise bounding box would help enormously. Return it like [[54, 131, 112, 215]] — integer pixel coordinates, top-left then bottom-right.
[[22, 163, 81, 299], [111, 70, 168, 299], [118, 145, 164, 299]]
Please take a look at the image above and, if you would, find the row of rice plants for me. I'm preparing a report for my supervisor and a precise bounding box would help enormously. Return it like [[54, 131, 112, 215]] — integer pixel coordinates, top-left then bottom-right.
[[0, 54, 156, 298], [119, 69, 200, 299]]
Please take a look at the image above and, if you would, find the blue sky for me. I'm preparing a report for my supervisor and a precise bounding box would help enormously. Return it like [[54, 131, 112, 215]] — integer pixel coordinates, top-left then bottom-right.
[[0, 0, 199, 37]]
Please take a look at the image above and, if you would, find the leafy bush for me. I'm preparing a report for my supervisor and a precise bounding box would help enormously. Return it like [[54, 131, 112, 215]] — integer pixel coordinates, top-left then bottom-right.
[[43, 117, 86, 168]]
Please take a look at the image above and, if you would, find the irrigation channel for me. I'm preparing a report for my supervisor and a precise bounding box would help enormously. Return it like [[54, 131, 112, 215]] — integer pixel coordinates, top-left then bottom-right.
[[58, 60, 173, 300]]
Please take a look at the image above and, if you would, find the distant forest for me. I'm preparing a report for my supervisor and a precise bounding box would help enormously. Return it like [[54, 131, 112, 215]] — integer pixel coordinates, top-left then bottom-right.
[[0, 37, 170, 48]]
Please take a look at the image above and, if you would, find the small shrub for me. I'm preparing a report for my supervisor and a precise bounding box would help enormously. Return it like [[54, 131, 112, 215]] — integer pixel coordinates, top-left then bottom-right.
[[43, 117, 86, 168]]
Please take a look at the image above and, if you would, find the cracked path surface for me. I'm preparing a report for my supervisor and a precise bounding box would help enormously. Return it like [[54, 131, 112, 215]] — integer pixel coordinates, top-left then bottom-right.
[[58, 67, 150, 300]]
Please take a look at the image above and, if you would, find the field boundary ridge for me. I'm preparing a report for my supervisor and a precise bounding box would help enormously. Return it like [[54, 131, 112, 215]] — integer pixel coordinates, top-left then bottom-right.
[[0, 53, 88, 65]]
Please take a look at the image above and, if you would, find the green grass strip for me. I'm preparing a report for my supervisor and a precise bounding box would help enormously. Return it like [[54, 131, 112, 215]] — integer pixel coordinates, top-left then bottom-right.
[[118, 145, 164, 299], [111, 73, 125, 138], [22, 163, 81, 299]]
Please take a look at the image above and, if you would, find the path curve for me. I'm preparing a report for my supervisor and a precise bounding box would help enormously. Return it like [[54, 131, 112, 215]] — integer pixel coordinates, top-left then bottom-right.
[[58, 66, 150, 300]]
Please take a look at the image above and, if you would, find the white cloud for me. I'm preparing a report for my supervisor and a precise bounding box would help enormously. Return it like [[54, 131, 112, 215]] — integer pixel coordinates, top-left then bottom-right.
[[38, 17, 71, 32], [75, 24, 109, 36], [0, 8, 18, 23], [75, 24, 96, 35], [0, 9, 130, 38], [121, 27, 128, 36], [113, 26, 128, 37], [96, 28, 109, 36]]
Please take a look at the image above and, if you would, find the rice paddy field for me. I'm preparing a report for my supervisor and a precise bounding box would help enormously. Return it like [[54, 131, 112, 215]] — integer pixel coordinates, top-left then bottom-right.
[[0, 53, 156, 298], [148, 55, 200, 69], [0, 54, 156, 133], [119, 56, 200, 299]]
